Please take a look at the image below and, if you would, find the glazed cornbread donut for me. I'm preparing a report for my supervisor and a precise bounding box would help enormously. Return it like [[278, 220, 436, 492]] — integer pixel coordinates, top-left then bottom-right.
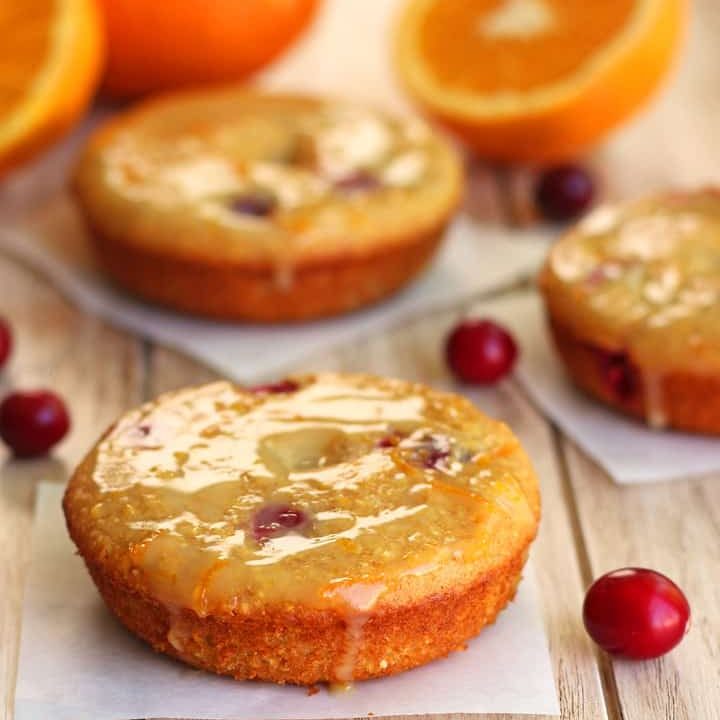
[[540, 190, 720, 434], [63, 373, 540, 685], [72, 89, 463, 322]]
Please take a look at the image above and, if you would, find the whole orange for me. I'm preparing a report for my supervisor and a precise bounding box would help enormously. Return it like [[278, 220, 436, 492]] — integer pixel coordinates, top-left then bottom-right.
[[98, 0, 321, 98]]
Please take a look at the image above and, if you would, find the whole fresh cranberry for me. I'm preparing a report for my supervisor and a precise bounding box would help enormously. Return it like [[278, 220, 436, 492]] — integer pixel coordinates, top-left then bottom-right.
[[446, 319, 518, 384], [253, 504, 308, 541], [583, 568, 690, 659], [0, 318, 12, 369], [0, 390, 71, 458], [536, 165, 595, 222]]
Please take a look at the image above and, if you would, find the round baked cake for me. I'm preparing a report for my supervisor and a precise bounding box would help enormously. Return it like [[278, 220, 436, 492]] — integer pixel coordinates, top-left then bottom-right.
[[72, 89, 463, 322], [63, 372, 540, 685], [540, 190, 720, 434]]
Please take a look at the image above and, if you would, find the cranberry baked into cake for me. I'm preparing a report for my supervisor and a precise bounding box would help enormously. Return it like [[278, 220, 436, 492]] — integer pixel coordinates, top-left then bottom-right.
[[540, 190, 720, 434], [63, 373, 540, 685], [72, 89, 463, 322]]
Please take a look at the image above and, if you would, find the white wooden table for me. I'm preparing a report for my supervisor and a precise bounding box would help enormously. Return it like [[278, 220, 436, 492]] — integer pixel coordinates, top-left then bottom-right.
[[2, 2, 720, 718]]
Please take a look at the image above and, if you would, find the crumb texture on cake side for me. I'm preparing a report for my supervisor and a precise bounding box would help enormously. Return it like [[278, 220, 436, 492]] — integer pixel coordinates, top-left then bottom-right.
[[63, 372, 540, 683]]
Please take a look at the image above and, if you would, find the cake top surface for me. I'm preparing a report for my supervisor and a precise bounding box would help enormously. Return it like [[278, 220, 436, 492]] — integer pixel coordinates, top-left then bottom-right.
[[70, 373, 538, 615], [74, 90, 461, 263], [543, 190, 720, 371]]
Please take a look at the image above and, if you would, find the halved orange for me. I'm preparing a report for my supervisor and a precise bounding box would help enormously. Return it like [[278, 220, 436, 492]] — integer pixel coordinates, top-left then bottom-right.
[[395, 0, 686, 163], [0, 0, 104, 177]]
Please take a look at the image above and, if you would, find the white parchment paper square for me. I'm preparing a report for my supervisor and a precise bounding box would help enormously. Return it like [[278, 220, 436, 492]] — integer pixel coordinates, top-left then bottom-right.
[[480, 292, 720, 485], [0, 211, 548, 384], [15, 483, 559, 720]]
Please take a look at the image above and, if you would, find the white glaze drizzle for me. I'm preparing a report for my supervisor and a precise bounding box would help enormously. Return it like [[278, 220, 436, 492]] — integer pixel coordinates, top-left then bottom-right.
[[382, 151, 427, 187], [331, 583, 386, 684], [643, 370, 668, 429]]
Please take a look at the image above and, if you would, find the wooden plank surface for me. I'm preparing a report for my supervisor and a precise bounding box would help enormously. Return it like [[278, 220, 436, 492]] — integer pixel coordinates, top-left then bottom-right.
[[0, 254, 144, 719], [497, 3, 720, 716], [564, 443, 720, 720], [3, 1, 720, 719]]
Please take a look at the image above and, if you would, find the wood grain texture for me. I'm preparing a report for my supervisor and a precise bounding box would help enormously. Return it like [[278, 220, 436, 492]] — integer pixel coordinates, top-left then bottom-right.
[[563, 442, 720, 720], [0, 254, 143, 719], [5, 1, 720, 717]]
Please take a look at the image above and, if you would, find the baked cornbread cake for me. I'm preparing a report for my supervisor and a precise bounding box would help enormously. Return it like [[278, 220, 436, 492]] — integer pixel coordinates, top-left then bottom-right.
[[540, 190, 720, 434], [72, 89, 463, 322], [63, 372, 540, 685]]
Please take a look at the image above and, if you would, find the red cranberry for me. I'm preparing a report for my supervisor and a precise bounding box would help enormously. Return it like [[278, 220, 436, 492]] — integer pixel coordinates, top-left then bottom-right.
[[400, 432, 452, 469], [376, 429, 407, 448], [446, 319, 518, 384], [377, 435, 397, 448], [536, 165, 595, 222], [253, 504, 308, 541], [230, 191, 276, 217], [423, 448, 450, 469], [595, 349, 638, 401], [0, 390, 71, 458], [585, 266, 609, 288], [583, 568, 690, 659], [334, 171, 380, 194], [0, 318, 12, 369], [250, 380, 299, 394]]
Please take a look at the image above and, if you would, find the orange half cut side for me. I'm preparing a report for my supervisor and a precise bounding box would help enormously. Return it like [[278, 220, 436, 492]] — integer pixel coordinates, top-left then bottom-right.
[[395, 0, 686, 162], [0, 0, 104, 176]]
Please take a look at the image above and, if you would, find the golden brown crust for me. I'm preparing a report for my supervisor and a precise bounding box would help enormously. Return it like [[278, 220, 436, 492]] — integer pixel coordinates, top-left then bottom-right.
[[63, 374, 541, 684], [539, 189, 720, 434], [538, 190, 720, 376], [68, 516, 529, 684], [71, 88, 463, 322], [79, 212, 448, 322], [547, 315, 720, 435]]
